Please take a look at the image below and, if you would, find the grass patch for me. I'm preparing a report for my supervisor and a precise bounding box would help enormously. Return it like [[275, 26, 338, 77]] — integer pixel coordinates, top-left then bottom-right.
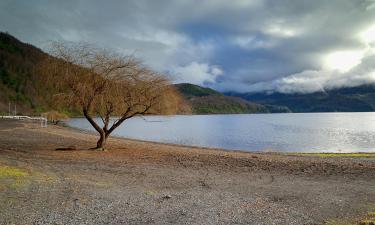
[[0, 166, 28, 178], [145, 190, 156, 196], [33, 171, 56, 183], [0, 165, 29, 189], [0, 165, 56, 190], [95, 181, 112, 188], [325, 203, 375, 225], [325, 218, 355, 225], [358, 219, 375, 225], [287, 153, 375, 158]]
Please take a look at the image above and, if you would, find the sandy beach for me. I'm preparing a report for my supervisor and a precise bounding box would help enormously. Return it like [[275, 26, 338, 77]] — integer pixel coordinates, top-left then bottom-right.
[[1, 119, 375, 224]]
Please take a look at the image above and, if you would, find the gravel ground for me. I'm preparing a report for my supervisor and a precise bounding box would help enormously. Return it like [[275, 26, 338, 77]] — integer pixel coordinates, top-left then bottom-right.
[[1, 120, 375, 225]]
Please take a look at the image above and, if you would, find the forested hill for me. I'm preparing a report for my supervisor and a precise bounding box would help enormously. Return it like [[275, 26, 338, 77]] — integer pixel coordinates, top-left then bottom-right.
[[174, 83, 291, 114], [227, 85, 375, 112], [0, 32, 51, 115]]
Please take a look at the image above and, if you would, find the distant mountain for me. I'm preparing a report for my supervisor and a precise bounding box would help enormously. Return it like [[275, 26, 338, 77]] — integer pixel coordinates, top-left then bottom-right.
[[227, 85, 375, 112], [175, 83, 291, 114]]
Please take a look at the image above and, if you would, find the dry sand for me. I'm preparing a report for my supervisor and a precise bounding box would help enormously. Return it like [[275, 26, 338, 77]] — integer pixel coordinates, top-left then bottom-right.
[[1, 119, 375, 224]]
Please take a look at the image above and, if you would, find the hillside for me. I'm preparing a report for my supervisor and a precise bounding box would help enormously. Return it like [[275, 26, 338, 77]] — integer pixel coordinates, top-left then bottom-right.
[[0, 32, 50, 115], [174, 83, 222, 99], [228, 85, 375, 112], [175, 83, 290, 114]]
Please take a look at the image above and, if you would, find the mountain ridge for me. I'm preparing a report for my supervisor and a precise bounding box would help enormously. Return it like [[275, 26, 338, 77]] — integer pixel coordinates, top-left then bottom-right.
[[226, 85, 375, 112], [175, 83, 291, 114]]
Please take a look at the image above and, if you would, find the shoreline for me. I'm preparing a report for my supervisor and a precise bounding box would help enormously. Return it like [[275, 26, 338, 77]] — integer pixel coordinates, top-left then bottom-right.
[[1, 119, 375, 224]]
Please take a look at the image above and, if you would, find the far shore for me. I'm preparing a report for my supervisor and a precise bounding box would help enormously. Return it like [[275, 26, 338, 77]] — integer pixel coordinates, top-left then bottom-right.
[[1, 119, 375, 224]]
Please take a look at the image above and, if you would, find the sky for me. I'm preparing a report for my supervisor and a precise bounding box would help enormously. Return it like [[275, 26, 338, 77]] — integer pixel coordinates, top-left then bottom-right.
[[1, 0, 375, 94]]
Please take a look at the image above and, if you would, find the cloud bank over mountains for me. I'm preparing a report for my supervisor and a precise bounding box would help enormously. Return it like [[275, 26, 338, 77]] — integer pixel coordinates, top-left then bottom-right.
[[1, 0, 375, 93]]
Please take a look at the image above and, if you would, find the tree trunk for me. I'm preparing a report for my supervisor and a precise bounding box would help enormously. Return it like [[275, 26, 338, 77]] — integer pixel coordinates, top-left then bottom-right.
[[96, 132, 107, 151]]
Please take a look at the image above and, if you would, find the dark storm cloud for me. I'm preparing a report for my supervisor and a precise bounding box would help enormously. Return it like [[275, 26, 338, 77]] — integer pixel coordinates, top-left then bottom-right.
[[1, 0, 375, 93]]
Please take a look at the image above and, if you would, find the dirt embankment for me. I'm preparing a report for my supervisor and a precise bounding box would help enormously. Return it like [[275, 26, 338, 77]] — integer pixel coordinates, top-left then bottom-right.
[[1, 119, 375, 225]]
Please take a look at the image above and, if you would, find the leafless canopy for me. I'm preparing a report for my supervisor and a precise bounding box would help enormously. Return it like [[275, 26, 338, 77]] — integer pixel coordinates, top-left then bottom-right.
[[39, 42, 182, 150]]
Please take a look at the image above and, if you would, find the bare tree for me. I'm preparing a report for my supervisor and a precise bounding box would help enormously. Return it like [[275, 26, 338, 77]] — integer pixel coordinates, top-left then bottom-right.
[[38, 42, 183, 150]]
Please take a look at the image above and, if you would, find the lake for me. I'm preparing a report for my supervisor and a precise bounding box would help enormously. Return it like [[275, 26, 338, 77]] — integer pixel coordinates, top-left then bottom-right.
[[67, 113, 375, 153]]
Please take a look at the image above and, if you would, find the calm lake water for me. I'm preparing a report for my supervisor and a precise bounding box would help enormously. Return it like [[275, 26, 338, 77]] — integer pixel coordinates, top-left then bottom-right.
[[67, 113, 375, 153]]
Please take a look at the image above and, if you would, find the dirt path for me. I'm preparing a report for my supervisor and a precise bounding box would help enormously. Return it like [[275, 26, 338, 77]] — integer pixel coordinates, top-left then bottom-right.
[[1, 120, 375, 224]]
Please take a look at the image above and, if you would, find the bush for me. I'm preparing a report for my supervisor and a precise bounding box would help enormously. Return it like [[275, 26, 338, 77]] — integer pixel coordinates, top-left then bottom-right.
[[41, 110, 69, 124]]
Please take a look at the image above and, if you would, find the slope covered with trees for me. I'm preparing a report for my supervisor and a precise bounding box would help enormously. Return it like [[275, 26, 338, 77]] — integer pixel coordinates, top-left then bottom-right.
[[0, 32, 50, 114], [175, 83, 290, 114]]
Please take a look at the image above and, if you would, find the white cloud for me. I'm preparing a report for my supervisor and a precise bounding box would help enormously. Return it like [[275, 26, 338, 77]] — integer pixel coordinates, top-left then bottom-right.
[[323, 50, 365, 72], [170, 62, 223, 85], [263, 24, 301, 38], [360, 24, 375, 44], [240, 52, 375, 94], [366, 0, 375, 10], [232, 35, 276, 49], [118, 28, 188, 48]]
